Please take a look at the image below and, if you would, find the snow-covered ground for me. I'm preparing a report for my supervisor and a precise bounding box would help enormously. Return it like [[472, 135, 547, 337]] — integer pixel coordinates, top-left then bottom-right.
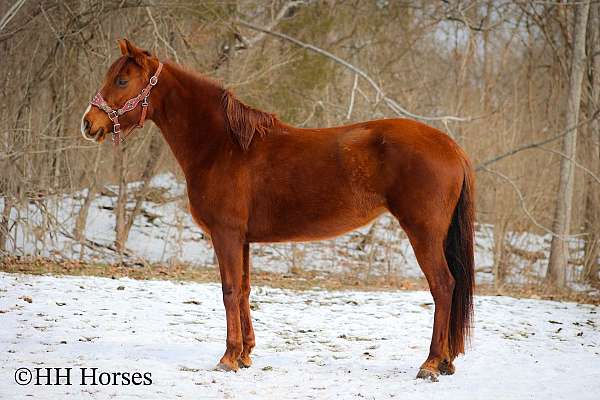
[[1, 272, 598, 399], [2, 173, 594, 290]]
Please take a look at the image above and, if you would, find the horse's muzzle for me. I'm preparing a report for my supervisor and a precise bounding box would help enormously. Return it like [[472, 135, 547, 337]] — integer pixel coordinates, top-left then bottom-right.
[[81, 106, 106, 143], [81, 119, 105, 142]]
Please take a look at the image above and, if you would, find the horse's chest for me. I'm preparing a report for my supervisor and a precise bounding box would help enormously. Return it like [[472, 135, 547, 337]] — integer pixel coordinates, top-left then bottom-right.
[[187, 200, 211, 236], [185, 180, 248, 236]]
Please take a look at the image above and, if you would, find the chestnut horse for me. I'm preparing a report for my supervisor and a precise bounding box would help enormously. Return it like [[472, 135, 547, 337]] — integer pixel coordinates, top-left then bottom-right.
[[82, 39, 475, 381]]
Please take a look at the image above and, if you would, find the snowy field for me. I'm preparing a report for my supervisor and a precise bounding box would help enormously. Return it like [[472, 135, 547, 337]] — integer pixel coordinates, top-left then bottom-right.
[[1, 272, 599, 400]]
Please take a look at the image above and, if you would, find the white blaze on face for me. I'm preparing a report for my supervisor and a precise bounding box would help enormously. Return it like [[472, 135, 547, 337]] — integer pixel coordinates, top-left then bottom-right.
[[81, 104, 96, 141]]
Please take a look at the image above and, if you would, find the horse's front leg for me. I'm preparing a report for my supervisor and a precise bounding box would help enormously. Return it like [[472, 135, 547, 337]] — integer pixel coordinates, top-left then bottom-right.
[[238, 243, 255, 367], [212, 232, 244, 371]]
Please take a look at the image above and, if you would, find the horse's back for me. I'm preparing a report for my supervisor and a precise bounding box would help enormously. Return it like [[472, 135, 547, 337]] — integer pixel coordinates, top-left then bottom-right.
[[285, 117, 466, 193]]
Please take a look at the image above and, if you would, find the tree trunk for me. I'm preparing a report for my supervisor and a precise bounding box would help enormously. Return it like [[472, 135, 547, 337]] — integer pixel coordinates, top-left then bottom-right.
[[493, 217, 508, 290], [0, 196, 12, 253], [583, 1, 600, 283], [73, 147, 102, 244], [123, 134, 164, 241], [481, 1, 493, 112], [547, 1, 591, 288], [114, 133, 164, 257], [115, 147, 128, 255]]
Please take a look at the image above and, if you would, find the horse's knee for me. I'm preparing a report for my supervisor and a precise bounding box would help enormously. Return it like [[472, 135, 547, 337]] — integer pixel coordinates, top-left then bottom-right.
[[430, 273, 455, 302], [222, 285, 241, 302], [221, 281, 236, 294], [440, 273, 455, 294]]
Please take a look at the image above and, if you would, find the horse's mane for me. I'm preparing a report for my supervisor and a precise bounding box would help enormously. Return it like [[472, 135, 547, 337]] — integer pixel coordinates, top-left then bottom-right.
[[164, 61, 282, 151], [221, 89, 282, 151]]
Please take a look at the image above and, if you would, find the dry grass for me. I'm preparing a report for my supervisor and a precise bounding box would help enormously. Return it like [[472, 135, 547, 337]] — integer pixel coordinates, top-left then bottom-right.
[[1, 257, 597, 305]]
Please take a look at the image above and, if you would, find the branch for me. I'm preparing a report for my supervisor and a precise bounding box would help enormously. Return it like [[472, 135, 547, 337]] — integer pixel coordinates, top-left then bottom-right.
[[346, 73, 359, 120], [476, 112, 599, 171], [236, 20, 471, 123], [210, 1, 309, 71], [0, 0, 27, 32], [31, 200, 135, 258], [538, 146, 600, 185], [481, 167, 585, 239], [242, 1, 308, 48], [146, 7, 180, 63]]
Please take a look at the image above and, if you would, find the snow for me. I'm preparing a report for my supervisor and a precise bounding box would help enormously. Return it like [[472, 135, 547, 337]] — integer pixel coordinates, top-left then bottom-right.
[[2, 173, 596, 291], [1, 272, 599, 399]]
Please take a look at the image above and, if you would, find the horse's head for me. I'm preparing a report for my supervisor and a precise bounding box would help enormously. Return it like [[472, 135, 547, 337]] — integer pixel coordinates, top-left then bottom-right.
[[81, 39, 160, 144]]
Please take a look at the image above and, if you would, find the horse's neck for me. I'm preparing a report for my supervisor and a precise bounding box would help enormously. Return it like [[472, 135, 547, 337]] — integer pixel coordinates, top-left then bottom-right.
[[150, 63, 231, 174]]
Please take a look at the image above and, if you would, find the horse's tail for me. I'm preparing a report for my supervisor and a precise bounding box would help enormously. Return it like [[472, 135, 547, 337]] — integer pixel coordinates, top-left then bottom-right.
[[445, 154, 475, 359]]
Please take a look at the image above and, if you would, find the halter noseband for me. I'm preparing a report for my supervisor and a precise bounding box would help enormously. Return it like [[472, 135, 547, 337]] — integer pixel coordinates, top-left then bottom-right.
[[90, 62, 163, 145]]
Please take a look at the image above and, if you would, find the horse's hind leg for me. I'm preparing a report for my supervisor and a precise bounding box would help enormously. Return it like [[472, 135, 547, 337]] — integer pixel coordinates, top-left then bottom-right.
[[401, 221, 455, 381], [238, 243, 255, 368]]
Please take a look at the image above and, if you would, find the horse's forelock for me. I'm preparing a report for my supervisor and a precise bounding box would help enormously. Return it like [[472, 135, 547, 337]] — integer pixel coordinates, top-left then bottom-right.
[[104, 56, 150, 87], [105, 57, 129, 82]]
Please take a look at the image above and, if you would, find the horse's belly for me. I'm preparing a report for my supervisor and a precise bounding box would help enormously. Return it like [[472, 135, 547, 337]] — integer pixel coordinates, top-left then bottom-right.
[[247, 199, 387, 243]]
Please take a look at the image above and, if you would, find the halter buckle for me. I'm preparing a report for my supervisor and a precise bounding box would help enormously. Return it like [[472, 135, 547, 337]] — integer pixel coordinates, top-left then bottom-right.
[[108, 110, 118, 121], [142, 96, 149, 107], [113, 123, 121, 134]]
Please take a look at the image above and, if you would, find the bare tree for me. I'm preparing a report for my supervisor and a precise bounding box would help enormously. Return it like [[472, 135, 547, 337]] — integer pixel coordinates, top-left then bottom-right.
[[547, 1, 591, 288], [583, 1, 600, 283]]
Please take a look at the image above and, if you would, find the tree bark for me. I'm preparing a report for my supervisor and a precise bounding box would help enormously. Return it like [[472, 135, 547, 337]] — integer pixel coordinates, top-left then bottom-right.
[[583, 1, 600, 283], [547, 1, 591, 288]]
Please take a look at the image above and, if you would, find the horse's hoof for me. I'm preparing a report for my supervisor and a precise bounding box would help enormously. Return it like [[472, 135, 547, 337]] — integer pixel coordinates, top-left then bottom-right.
[[214, 361, 239, 372], [238, 355, 252, 368], [416, 368, 439, 382], [439, 360, 455, 375]]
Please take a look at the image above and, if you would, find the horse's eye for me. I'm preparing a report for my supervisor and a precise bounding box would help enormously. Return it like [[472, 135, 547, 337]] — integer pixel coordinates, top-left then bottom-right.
[[116, 78, 128, 87]]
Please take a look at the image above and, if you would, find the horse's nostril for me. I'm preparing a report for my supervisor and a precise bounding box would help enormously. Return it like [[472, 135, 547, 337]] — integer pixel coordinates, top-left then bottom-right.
[[84, 119, 90, 131]]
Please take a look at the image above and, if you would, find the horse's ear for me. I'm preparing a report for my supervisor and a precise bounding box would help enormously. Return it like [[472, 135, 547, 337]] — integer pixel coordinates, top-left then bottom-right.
[[117, 38, 150, 68], [118, 39, 130, 56]]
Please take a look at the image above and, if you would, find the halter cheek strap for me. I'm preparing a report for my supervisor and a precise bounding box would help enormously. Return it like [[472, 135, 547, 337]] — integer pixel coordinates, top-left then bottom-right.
[[90, 62, 163, 146]]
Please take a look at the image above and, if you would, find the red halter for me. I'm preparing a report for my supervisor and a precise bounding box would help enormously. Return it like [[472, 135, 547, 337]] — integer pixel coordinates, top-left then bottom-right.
[[90, 62, 163, 145]]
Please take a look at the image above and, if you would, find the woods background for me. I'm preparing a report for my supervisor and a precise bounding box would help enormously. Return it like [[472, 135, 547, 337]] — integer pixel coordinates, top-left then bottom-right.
[[0, 0, 599, 292]]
